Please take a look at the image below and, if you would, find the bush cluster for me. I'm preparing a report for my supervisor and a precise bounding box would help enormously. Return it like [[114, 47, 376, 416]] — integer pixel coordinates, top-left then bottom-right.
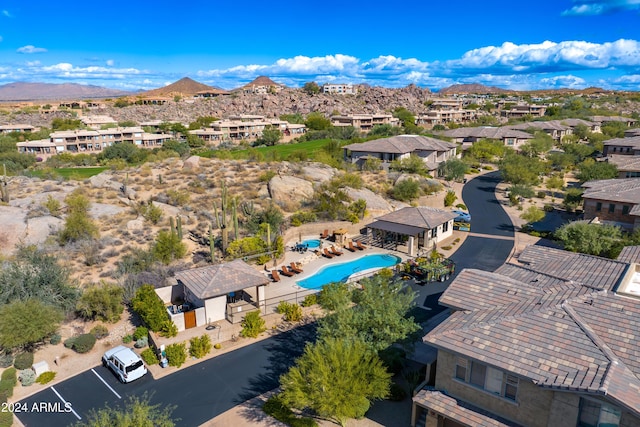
[[276, 301, 303, 322], [240, 311, 266, 338], [263, 395, 318, 427], [90, 324, 109, 340], [49, 333, 62, 345], [71, 333, 96, 353], [165, 343, 187, 368], [0, 354, 13, 369], [189, 335, 212, 359], [18, 369, 36, 387], [14, 353, 34, 370], [300, 294, 317, 307], [133, 326, 149, 341], [140, 348, 158, 365], [36, 371, 56, 385], [131, 285, 169, 332]]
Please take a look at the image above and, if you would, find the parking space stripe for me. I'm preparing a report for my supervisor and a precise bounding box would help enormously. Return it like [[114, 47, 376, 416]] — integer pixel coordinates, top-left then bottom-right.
[[91, 368, 122, 399], [50, 386, 81, 420]]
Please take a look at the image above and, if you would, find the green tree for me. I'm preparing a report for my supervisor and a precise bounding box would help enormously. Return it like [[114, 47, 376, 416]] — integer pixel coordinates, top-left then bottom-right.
[[77, 394, 177, 427], [51, 118, 83, 131], [318, 275, 419, 352], [393, 107, 417, 133], [389, 154, 428, 175], [520, 206, 545, 225], [152, 230, 187, 264], [255, 127, 282, 146], [188, 116, 217, 130], [555, 222, 622, 257], [562, 143, 595, 163], [563, 188, 584, 212], [519, 132, 554, 158], [391, 179, 421, 202], [60, 190, 99, 244], [438, 158, 468, 182], [302, 82, 320, 95], [576, 160, 618, 183], [240, 311, 266, 338], [0, 245, 79, 312], [0, 299, 63, 350], [279, 338, 391, 427], [601, 121, 627, 139], [161, 140, 190, 157], [465, 139, 506, 163], [131, 285, 169, 332], [318, 282, 353, 312], [305, 112, 331, 130], [76, 282, 124, 323], [444, 190, 457, 207], [499, 153, 545, 186]]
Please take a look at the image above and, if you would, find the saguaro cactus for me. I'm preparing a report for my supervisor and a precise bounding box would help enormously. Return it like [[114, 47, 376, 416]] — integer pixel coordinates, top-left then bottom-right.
[[0, 164, 9, 203], [176, 216, 183, 240], [213, 181, 237, 253]]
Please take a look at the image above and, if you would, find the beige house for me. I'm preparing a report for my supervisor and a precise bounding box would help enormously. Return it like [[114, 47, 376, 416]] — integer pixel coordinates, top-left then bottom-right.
[[80, 115, 117, 129], [440, 126, 533, 150], [582, 178, 640, 231], [415, 110, 477, 128], [366, 207, 457, 256], [500, 103, 546, 118], [0, 124, 38, 133], [413, 245, 640, 427], [331, 113, 400, 131], [343, 134, 457, 173], [322, 83, 357, 95]]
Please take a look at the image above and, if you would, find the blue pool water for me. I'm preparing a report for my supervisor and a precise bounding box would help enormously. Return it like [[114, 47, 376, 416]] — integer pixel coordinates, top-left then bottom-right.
[[296, 254, 402, 289], [301, 239, 321, 249]]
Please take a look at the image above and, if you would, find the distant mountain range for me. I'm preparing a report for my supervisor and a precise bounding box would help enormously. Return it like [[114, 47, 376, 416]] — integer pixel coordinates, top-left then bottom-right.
[[0, 82, 133, 101], [0, 78, 619, 102]]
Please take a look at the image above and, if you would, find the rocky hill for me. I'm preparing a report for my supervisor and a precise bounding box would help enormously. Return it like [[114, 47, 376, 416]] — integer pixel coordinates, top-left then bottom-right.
[[141, 77, 228, 98], [438, 83, 511, 95]]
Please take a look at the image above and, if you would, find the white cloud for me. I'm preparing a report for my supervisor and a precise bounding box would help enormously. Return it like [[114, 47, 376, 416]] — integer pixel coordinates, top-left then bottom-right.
[[539, 75, 587, 87], [25, 61, 40, 66], [562, 0, 640, 16], [17, 45, 47, 54], [106, 59, 115, 66], [2, 10, 10, 18]]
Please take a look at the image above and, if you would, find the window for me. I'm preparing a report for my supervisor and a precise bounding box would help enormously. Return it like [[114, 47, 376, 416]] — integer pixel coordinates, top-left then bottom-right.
[[623, 205, 630, 215], [578, 397, 621, 427], [596, 202, 602, 212], [608, 204, 615, 213], [443, 221, 449, 232], [454, 357, 518, 401]]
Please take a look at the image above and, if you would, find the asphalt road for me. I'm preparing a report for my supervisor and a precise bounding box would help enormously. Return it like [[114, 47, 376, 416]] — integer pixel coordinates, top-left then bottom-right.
[[16, 325, 315, 427], [415, 170, 515, 308]]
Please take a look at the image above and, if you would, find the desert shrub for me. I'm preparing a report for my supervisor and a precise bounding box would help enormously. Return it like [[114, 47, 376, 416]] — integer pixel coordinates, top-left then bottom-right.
[[90, 324, 109, 340], [159, 320, 178, 338], [18, 369, 35, 386], [64, 337, 77, 349], [133, 326, 149, 341], [391, 179, 420, 202], [214, 343, 222, 350], [509, 184, 536, 199], [441, 245, 453, 250], [43, 195, 62, 217], [14, 352, 34, 370], [189, 335, 212, 359], [543, 204, 555, 212], [0, 380, 12, 399], [165, 342, 187, 368], [165, 189, 190, 206], [300, 294, 317, 307], [276, 301, 303, 322], [455, 203, 467, 210], [289, 210, 318, 227], [134, 337, 149, 349], [76, 282, 124, 323], [259, 170, 276, 182], [537, 191, 547, 199], [122, 335, 133, 344], [72, 333, 96, 353], [0, 354, 13, 369], [140, 202, 163, 224], [131, 284, 169, 332], [1, 368, 16, 386], [36, 371, 56, 385], [140, 348, 158, 365], [152, 230, 188, 264], [240, 311, 266, 338], [49, 333, 62, 345], [444, 190, 457, 207]]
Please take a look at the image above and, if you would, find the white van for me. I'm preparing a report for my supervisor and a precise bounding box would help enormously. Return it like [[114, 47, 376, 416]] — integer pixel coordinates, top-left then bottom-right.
[[102, 346, 148, 383]]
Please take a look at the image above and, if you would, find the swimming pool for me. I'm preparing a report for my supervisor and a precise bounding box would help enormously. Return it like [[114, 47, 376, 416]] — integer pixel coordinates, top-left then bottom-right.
[[296, 254, 402, 289], [301, 239, 321, 249]]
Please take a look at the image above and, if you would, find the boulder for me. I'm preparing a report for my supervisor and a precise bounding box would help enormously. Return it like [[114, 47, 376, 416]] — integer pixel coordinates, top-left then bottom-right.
[[183, 156, 200, 171], [127, 218, 145, 232], [299, 164, 337, 184], [344, 187, 394, 213], [89, 203, 127, 219], [268, 175, 314, 209]]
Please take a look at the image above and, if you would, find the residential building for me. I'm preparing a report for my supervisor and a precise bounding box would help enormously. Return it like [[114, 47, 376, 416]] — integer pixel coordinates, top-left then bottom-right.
[[189, 118, 306, 144], [603, 136, 640, 156], [590, 116, 637, 127], [342, 134, 457, 173], [331, 114, 400, 131], [366, 207, 457, 256], [322, 83, 357, 95], [413, 245, 640, 427], [606, 155, 640, 178], [80, 115, 117, 129], [415, 110, 477, 128], [0, 124, 38, 134], [500, 104, 546, 118], [508, 121, 572, 142], [16, 126, 171, 159], [581, 178, 640, 231], [439, 126, 533, 150]]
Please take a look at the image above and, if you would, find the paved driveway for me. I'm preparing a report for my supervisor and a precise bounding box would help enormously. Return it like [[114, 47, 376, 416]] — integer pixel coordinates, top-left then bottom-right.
[[16, 325, 315, 427]]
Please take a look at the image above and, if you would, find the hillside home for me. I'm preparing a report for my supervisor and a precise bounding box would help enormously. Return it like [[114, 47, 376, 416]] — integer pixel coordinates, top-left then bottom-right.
[[415, 110, 477, 128], [581, 178, 640, 231], [322, 83, 357, 95], [342, 134, 457, 173], [440, 127, 533, 150], [590, 116, 637, 127], [603, 136, 640, 156], [500, 104, 546, 118], [606, 155, 640, 178], [331, 114, 400, 131], [412, 245, 640, 427], [80, 115, 117, 129], [190, 118, 306, 144], [0, 124, 37, 134]]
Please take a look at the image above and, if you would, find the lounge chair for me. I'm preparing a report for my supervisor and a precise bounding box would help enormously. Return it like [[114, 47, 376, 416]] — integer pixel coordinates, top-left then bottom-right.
[[290, 262, 303, 273], [284, 265, 300, 275], [271, 270, 281, 282], [346, 241, 357, 252], [320, 229, 329, 239], [323, 248, 335, 258], [356, 241, 366, 250], [331, 246, 343, 256], [280, 266, 294, 277]]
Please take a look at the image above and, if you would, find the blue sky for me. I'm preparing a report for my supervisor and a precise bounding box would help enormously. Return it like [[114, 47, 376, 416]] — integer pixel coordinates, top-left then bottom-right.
[[1, 0, 640, 91]]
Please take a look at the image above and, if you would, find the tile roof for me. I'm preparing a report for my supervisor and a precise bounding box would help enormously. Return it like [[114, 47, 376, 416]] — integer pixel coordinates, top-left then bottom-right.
[[174, 259, 269, 300], [508, 121, 570, 132], [342, 134, 456, 154], [425, 246, 640, 415], [373, 206, 457, 230], [617, 246, 640, 264], [440, 127, 533, 140], [603, 136, 640, 148], [606, 155, 640, 171], [582, 178, 640, 206], [413, 389, 523, 427]]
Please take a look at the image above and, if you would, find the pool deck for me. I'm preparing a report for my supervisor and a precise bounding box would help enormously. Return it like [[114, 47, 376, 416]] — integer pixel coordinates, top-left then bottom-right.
[[260, 238, 410, 304]]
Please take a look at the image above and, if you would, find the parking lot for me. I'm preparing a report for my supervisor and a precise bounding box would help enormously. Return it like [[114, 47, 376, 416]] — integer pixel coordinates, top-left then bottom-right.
[[16, 364, 153, 426]]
